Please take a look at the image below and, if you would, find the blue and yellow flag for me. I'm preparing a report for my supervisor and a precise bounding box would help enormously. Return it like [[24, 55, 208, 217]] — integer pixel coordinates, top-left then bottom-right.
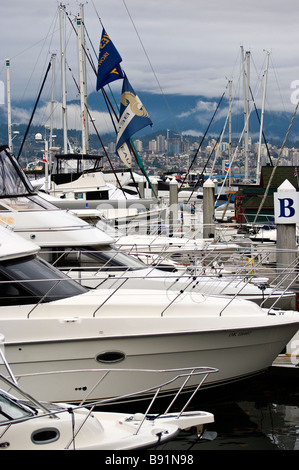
[[116, 76, 152, 157], [96, 29, 123, 91]]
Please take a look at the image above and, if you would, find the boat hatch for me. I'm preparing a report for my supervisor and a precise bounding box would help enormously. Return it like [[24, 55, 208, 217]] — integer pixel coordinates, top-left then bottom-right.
[[95, 351, 126, 363], [31, 428, 60, 445]]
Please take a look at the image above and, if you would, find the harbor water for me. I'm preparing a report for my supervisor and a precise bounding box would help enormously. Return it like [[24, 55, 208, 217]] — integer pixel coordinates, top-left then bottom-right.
[[158, 366, 299, 451]]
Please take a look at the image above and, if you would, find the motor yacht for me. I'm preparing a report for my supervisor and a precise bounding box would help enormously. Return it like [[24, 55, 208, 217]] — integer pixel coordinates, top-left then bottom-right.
[[0, 224, 298, 403], [0, 334, 216, 450]]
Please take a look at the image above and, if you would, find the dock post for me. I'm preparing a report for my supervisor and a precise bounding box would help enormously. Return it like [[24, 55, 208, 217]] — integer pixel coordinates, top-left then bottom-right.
[[169, 178, 178, 236], [274, 180, 298, 302], [203, 178, 215, 239]]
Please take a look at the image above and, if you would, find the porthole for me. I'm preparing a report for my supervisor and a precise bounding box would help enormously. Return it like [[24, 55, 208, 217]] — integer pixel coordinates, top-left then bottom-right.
[[95, 351, 126, 363], [31, 428, 60, 445]]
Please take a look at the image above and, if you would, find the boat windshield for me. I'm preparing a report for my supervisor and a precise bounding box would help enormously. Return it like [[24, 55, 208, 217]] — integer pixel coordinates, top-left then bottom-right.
[[0, 195, 58, 212], [0, 255, 87, 306], [0, 390, 33, 423], [0, 147, 35, 197], [50, 246, 146, 272]]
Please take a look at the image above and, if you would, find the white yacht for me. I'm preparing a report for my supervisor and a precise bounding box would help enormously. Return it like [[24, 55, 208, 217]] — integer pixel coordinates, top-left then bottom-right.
[[0, 335, 216, 450], [0, 224, 299, 403]]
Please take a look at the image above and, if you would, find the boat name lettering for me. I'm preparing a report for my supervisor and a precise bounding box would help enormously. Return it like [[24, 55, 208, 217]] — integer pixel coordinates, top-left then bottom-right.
[[229, 330, 252, 337], [0, 215, 14, 225]]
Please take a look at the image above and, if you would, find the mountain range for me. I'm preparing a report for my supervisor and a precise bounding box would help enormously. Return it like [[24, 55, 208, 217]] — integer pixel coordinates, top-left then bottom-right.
[[88, 90, 299, 144], [1, 91, 299, 149]]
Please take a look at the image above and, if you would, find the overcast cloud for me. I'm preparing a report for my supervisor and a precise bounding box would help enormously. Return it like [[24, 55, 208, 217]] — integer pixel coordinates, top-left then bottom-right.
[[1, 0, 299, 134]]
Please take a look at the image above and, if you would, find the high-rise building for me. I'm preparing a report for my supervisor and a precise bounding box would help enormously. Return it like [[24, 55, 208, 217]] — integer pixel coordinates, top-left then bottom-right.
[[149, 140, 157, 153], [134, 139, 143, 152], [156, 135, 166, 153]]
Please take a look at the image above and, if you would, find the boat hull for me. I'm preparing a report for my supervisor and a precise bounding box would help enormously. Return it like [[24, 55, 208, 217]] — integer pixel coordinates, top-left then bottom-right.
[[1, 315, 298, 402]]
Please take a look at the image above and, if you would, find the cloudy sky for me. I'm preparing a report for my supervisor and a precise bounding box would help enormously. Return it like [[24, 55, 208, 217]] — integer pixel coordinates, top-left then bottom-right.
[[1, 0, 299, 134]]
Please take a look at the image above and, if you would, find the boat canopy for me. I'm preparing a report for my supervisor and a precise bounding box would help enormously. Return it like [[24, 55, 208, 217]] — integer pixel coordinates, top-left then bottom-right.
[[51, 154, 105, 186]]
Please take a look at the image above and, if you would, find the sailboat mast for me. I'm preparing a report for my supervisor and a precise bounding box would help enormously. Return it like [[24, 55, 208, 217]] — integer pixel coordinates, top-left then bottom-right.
[[244, 51, 250, 181], [228, 79, 232, 188], [49, 53, 56, 152], [6, 59, 12, 152], [80, 3, 89, 148], [256, 51, 270, 183], [59, 4, 68, 154], [77, 11, 89, 154]]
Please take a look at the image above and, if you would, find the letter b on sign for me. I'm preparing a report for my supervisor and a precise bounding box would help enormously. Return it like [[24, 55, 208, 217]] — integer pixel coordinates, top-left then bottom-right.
[[278, 198, 295, 218], [274, 180, 299, 224]]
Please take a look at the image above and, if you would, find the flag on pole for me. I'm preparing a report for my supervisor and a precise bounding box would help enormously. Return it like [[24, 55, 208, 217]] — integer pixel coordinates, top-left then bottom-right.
[[117, 142, 132, 168], [116, 76, 152, 164], [96, 29, 123, 91]]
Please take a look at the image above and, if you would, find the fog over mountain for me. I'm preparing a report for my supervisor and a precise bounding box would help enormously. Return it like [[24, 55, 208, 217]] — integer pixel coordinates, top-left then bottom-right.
[[1, 90, 299, 151]]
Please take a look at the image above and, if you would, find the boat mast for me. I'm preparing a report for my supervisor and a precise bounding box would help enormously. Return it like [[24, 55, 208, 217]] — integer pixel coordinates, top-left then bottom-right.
[[59, 4, 68, 154], [241, 47, 251, 181], [228, 79, 232, 188], [6, 59, 12, 152], [77, 7, 89, 154], [256, 51, 270, 184], [49, 53, 56, 152]]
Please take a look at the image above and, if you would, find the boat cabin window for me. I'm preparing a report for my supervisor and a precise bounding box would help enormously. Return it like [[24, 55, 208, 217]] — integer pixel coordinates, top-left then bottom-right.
[[49, 246, 146, 272], [0, 391, 33, 422], [0, 255, 87, 306], [52, 155, 104, 175]]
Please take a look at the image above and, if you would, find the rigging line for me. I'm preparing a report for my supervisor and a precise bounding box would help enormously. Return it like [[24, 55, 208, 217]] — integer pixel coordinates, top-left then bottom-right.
[[80, 10, 123, 116], [186, 113, 228, 204], [209, 109, 231, 176], [66, 62, 127, 197], [102, 90, 118, 134], [179, 89, 227, 192], [91, 0, 104, 27], [66, 10, 122, 129], [253, 99, 299, 224], [17, 12, 59, 108], [121, 0, 180, 134], [81, 4, 157, 197], [248, 85, 273, 166], [215, 75, 265, 205], [65, 10, 97, 75], [83, 10, 157, 198], [249, 52, 266, 95], [269, 54, 288, 114], [17, 60, 52, 159]]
